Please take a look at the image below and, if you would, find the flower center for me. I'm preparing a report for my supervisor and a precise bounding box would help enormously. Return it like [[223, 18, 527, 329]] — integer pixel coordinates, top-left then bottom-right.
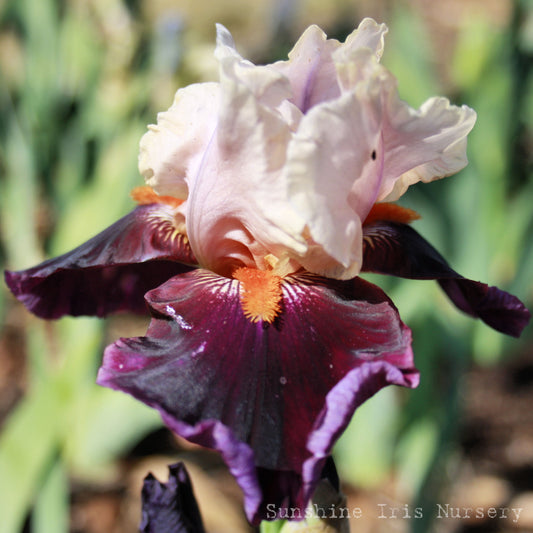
[[233, 267, 283, 323]]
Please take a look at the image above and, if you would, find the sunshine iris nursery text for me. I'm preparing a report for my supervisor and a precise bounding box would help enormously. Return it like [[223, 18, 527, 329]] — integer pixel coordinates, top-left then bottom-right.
[[266, 503, 523, 523]]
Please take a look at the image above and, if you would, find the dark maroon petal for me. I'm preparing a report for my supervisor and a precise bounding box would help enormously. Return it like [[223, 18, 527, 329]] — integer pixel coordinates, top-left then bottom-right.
[[4, 204, 197, 318], [140, 462, 205, 533], [97, 269, 417, 524], [437, 278, 530, 337], [362, 221, 530, 337]]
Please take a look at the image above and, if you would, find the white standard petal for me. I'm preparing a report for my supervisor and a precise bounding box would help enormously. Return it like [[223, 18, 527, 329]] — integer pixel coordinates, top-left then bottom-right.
[[378, 96, 477, 201], [138, 82, 219, 199], [333, 46, 477, 202], [283, 81, 384, 279], [282, 45, 476, 280], [272, 25, 341, 112], [342, 17, 388, 60], [184, 26, 306, 276], [215, 23, 237, 54], [272, 18, 387, 113]]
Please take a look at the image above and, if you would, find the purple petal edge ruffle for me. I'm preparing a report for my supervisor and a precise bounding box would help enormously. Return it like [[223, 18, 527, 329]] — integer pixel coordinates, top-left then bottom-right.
[[97, 269, 417, 524]]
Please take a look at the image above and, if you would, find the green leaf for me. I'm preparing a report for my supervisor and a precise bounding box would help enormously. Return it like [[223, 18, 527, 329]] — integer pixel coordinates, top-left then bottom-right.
[[0, 116, 42, 269], [395, 419, 439, 498], [450, 19, 496, 91], [0, 382, 66, 533], [32, 458, 69, 533], [260, 519, 286, 533], [334, 387, 399, 488], [382, 8, 439, 106], [65, 386, 161, 481]]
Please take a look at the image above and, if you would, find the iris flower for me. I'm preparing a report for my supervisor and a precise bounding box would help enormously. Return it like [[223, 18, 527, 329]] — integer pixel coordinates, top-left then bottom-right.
[[5, 19, 529, 525], [140, 463, 205, 533]]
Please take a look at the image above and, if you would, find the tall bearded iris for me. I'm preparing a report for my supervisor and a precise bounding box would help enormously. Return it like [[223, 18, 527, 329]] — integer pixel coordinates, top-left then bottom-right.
[[5, 19, 529, 525]]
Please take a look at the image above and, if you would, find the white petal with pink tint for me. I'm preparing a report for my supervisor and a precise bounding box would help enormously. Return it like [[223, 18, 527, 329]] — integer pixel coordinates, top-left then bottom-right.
[[333, 48, 476, 202], [272, 18, 387, 113], [183, 24, 306, 276], [138, 82, 219, 199], [279, 47, 476, 278], [378, 96, 477, 201], [138, 21, 476, 280], [282, 87, 382, 278]]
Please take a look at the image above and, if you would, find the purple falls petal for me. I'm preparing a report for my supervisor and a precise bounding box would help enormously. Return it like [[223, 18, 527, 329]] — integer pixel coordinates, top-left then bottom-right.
[[362, 221, 530, 337], [140, 462, 206, 533], [4, 204, 197, 318], [97, 269, 417, 524]]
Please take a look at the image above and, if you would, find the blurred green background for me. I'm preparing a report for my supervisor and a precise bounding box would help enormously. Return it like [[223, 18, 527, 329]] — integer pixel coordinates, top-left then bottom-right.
[[0, 0, 531, 532]]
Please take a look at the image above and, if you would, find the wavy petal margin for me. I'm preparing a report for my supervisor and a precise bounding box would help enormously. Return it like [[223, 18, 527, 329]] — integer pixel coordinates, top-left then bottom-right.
[[97, 269, 417, 524], [5, 204, 197, 318], [272, 19, 387, 113], [139, 82, 219, 199], [140, 462, 206, 533], [362, 221, 530, 337]]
